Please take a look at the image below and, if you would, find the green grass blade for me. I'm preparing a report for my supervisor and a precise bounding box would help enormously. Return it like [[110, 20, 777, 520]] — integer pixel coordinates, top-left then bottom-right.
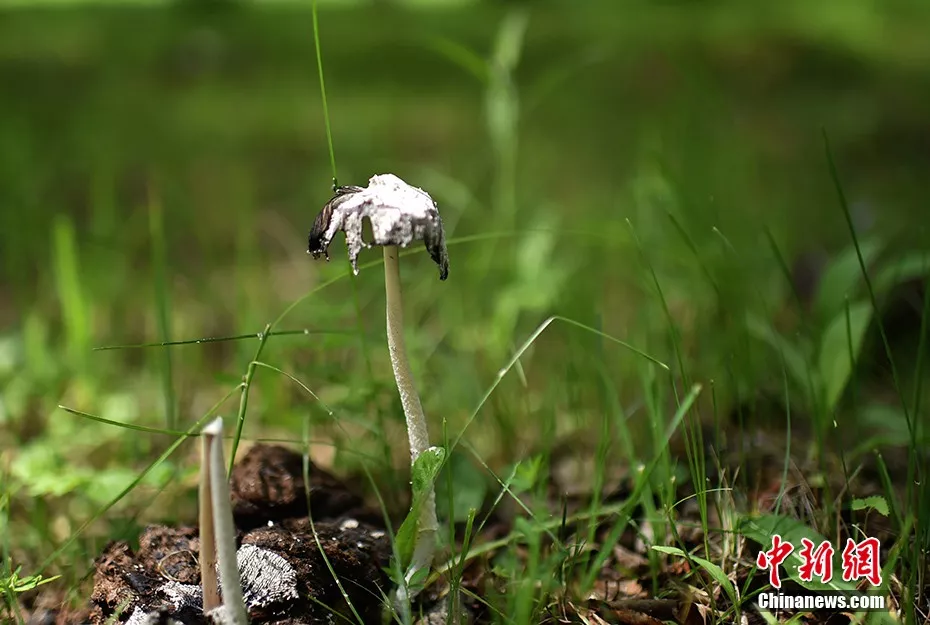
[[147, 184, 176, 429], [312, 0, 338, 188], [580, 383, 702, 590], [92, 328, 354, 351], [449, 315, 667, 457], [652, 545, 739, 611], [417, 35, 489, 83], [626, 218, 687, 392], [58, 405, 196, 436], [823, 130, 916, 452], [228, 324, 271, 475], [51, 214, 89, 368], [36, 403, 227, 575]]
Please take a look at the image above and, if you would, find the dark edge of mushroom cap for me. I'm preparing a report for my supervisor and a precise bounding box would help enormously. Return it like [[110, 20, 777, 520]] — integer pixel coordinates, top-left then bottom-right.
[[307, 185, 364, 261], [425, 202, 449, 281]]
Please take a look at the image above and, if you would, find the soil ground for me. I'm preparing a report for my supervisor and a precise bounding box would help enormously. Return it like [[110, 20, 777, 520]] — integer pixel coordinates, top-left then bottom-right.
[[21, 434, 913, 625]]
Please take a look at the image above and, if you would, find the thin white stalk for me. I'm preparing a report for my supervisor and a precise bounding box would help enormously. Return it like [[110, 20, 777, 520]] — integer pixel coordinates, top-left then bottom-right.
[[204, 417, 249, 625], [383, 245, 438, 592], [199, 427, 220, 613]]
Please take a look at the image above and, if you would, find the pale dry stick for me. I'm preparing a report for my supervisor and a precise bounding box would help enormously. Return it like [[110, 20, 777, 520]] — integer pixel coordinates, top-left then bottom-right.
[[204, 417, 249, 625], [199, 428, 221, 613]]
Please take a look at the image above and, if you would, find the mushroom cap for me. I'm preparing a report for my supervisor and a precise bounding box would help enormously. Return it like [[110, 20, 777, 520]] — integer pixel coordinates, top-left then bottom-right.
[[308, 174, 449, 280]]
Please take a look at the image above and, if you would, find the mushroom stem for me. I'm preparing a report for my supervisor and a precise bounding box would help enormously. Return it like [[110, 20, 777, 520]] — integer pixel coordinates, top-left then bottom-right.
[[199, 427, 220, 613], [383, 245, 438, 591], [204, 417, 249, 625]]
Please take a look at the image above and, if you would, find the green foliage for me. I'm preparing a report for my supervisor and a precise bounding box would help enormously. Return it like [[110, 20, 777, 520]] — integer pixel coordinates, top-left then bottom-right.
[[748, 238, 930, 419], [819, 300, 872, 412], [489, 516, 568, 624], [507, 455, 545, 496], [0, 3, 927, 621], [435, 449, 488, 523], [489, 224, 573, 355], [147, 188, 177, 430], [0, 566, 59, 594], [393, 446, 445, 574], [651, 546, 739, 615], [813, 238, 883, 324], [851, 496, 890, 517], [737, 514, 861, 593], [51, 215, 90, 370]]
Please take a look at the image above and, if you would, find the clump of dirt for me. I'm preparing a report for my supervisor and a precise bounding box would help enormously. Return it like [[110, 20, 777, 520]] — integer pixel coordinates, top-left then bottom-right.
[[229, 443, 382, 530], [88, 444, 392, 625]]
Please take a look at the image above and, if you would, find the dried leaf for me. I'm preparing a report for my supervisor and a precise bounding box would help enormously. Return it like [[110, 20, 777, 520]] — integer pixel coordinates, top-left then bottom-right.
[[612, 608, 664, 625]]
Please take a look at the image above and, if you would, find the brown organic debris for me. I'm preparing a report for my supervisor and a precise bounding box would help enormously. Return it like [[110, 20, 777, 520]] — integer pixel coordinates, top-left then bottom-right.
[[89, 445, 391, 624]]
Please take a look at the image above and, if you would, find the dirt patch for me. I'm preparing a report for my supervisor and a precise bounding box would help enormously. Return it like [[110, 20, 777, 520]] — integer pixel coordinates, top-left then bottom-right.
[[88, 444, 392, 624], [230, 444, 382, 530], [52, 438, 921, 624]]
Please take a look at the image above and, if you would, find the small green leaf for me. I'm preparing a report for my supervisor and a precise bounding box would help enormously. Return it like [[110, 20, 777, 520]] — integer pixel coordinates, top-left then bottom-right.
[[411, 447, 445, 500], [874, 253, 930, 294], [509, 455, 544, 495], [394, 447, 446, 571], [417, 35, 489, 84], [818, 301, 872, 411], [651, 545, 738, 609], [737, 514, 860, 593], [405, 565, 430, 596], [813, 237, 883, 322], [0, 569, 60, 594], [394, 523, 416, 574], [851, 496, 889, 517]]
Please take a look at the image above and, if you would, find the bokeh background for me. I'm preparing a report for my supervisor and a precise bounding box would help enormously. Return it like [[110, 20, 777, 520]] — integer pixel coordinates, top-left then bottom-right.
[[1, 0, 928, 600]]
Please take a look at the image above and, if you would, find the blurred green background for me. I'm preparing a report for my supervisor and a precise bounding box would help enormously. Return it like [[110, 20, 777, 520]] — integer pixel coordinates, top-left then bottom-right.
[[1, 0, 928, 595]]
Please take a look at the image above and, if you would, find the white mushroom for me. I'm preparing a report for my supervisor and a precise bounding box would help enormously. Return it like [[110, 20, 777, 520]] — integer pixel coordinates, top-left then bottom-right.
[[308, 173, 448, 600]]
